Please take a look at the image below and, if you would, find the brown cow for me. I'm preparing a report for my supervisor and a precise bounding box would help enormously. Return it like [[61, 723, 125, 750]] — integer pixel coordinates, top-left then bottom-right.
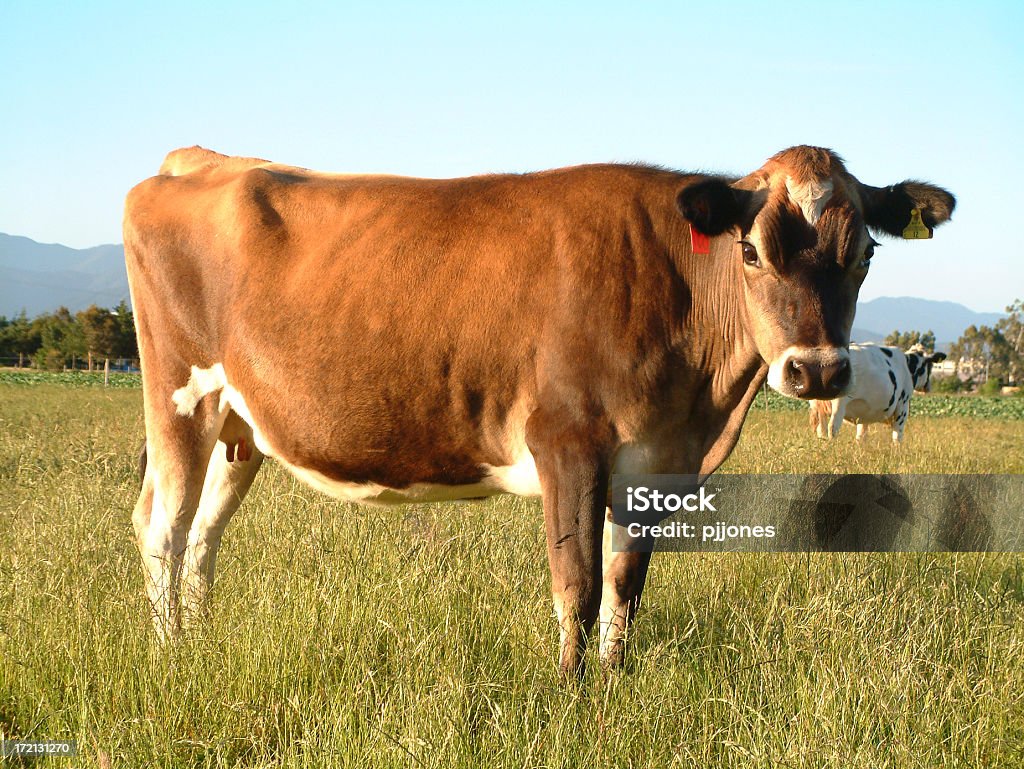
[[124, 145, 954, 675]]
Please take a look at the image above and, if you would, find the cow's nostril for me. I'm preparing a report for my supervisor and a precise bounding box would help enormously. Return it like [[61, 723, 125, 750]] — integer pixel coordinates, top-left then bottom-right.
[[785, 354, 850, 398], [786, 358, 808, 392], [821, 358, 851, 395]]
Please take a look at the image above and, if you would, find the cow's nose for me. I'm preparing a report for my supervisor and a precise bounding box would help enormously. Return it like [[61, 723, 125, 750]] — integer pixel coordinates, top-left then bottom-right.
[[785, 356, 850, 399]]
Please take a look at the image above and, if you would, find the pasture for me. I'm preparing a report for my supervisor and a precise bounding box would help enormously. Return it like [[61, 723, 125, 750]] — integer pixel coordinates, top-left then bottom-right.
[[1, 380, 1023, 768]]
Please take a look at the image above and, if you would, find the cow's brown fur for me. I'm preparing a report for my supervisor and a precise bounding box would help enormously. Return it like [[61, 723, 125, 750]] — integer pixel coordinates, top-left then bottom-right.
[[125, 146, 954, 675]]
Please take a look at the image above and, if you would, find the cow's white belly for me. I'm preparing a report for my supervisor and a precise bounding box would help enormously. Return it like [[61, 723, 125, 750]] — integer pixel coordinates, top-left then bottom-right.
[[277, 452, 542, 505], [171, 363, 543, 505], [843, 398, 890, 424]]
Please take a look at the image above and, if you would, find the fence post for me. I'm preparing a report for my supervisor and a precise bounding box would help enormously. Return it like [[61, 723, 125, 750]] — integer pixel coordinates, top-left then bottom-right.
[[104, 358, 110, 387]]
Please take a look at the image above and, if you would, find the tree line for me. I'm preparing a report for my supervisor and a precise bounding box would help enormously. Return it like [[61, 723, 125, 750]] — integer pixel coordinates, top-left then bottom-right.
[[885, 299, 1022, 390], [3, 298, 1021, 384], [0, 302, 138, 371]]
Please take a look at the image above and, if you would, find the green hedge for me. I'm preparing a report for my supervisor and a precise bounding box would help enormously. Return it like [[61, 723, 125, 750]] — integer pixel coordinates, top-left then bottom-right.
[[0, 370, 141, 388], [4, 370, 1021, 419], [747, 386, 1024, 421]]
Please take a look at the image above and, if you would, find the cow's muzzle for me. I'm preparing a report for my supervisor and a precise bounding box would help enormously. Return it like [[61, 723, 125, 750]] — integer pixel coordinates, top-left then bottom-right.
[[768, 347, 851, 400]]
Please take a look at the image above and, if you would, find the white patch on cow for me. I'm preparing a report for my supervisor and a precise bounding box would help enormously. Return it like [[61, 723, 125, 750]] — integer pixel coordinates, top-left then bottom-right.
[[171, 363, 228, 416], [275, 457, 541, 506], [785, 176, 834, 224], [171, 364, 275, 457], [276, 462, 413, 504], [272, 446, 544, 505], [479, 397, 542, 497], [484, 449, 542, 497]]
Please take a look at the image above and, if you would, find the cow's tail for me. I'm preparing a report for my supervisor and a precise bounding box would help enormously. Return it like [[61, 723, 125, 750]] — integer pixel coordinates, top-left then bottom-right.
[[808, 399, 831, 428], [137, 439, 148, 485]]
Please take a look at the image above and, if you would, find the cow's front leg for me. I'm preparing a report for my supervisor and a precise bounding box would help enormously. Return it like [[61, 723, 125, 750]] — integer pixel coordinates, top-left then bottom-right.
[[527, 410, 612, 678], [827, 398, 846, 438], [599, 509, 652, 668]]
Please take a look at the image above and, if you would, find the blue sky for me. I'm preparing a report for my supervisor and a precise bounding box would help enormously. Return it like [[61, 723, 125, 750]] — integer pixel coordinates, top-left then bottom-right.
[[1, 0, 1021, 311]]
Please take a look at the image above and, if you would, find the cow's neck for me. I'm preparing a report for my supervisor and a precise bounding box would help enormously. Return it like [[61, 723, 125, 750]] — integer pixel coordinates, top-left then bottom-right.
[[649, 207, 768, 474]]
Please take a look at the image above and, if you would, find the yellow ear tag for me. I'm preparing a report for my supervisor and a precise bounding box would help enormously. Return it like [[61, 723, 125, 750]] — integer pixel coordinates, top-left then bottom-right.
[[902, 208, 932, 239]]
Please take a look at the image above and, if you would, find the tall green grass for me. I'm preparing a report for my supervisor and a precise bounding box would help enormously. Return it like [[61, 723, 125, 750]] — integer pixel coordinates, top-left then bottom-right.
[[1, 385, 1022, 767]]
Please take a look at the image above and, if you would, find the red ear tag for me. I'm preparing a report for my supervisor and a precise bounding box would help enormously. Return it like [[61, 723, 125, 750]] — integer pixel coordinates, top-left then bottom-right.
[[689, 223, 711, 255]]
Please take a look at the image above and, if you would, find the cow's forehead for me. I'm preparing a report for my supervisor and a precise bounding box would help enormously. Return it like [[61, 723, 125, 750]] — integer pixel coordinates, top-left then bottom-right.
[[746, 186, 866, 264], [739, 146, 872, 264], [743, 146, 864, 225], [763, 145, 847, 179]]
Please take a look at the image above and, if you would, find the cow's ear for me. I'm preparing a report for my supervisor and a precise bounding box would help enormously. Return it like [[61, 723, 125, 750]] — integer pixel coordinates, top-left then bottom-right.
[[676, 178, 762, 236], [929, 352, 947, 364], [860, 181, 956, 237]]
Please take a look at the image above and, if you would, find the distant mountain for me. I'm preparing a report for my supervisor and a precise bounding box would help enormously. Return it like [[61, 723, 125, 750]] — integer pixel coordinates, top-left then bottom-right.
[[852, 297, 1005, 346], [850, 327, 885, 344], [0, 233, 129, 317]]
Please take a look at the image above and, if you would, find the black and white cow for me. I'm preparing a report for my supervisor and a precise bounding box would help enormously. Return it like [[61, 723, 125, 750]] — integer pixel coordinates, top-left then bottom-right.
[[809, 343, 947, 443]]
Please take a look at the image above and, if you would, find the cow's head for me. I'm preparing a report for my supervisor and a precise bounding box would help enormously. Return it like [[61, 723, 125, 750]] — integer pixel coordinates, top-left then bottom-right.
[[906, 347, 947, 392], [677, 146, 955, 400]]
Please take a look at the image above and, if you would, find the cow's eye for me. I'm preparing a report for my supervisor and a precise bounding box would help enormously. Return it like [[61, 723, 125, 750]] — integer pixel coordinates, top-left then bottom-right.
[[740, 241, 760, 267], [862, 243, 877, 269]]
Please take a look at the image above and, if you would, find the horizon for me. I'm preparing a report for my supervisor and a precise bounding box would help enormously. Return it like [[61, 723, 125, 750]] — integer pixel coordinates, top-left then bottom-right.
[[2, 1, 1022, 311]]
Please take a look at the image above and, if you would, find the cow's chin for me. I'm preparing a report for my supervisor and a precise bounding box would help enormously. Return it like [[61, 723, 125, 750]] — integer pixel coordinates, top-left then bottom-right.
[[766, 375, 805, 399], [765, 345, 852, 401], [766, 373, 811, 399]]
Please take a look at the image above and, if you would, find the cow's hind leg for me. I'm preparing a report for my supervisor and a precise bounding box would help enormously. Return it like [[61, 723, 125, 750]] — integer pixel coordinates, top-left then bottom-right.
[[134, 390, 223, 642], [181, 427, 264, 626], [809, 401, 828, 439], [598, 509, 652, 668], [891, 405, 908, 444]]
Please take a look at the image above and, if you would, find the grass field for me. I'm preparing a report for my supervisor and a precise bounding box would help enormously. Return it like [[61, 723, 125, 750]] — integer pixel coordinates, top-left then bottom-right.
[[1, 382, 1023, 768]]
